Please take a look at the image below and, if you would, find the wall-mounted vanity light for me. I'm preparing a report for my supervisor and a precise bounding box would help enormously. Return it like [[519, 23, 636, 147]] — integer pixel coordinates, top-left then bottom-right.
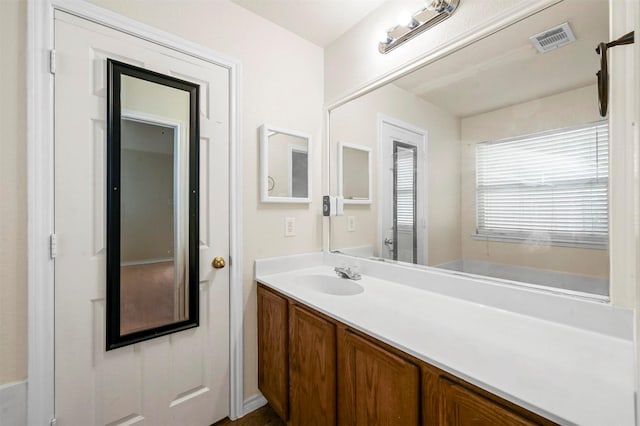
[[378, 0, 460, 54]]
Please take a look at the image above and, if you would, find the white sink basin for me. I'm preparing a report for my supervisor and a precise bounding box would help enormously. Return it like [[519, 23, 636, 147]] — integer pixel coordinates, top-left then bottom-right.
[[298, 274, 364, 296]]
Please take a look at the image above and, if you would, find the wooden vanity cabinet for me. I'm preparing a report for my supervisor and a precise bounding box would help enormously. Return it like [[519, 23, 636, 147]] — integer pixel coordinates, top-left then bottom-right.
[[257, 284, 557, 426], [257, 285, 289, 420]]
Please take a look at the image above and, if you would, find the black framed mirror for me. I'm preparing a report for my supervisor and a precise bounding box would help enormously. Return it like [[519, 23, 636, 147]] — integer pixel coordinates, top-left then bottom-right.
[[106, 59, 200, 350]]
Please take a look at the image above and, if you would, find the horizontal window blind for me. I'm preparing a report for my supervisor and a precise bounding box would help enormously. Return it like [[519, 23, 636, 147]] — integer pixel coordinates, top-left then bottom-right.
[[475, 121, 608, 246], [395, 145, 416, 227]]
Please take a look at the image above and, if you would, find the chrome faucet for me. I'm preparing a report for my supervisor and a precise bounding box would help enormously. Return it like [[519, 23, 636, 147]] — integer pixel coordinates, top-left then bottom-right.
[[334, 265, 361, 280]]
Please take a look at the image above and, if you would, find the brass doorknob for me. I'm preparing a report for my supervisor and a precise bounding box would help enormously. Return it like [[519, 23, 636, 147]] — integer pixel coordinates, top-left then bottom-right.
[[212, 256, 226, 269]]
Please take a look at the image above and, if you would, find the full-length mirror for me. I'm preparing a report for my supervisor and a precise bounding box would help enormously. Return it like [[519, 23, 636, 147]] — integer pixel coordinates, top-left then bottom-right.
[[330, 0, 610, 297], [260, 125, 312, 203], [107, 60, 199, 350]]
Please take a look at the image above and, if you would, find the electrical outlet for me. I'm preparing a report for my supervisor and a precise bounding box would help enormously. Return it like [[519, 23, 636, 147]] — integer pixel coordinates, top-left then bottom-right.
[[347, 216, 356, 232], [285, 217, 296, 237]]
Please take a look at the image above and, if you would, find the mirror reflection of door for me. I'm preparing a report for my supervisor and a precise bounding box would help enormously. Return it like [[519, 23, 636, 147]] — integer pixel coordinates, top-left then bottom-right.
[[393, 142, 418, 263], [290, 147, 309, 197], [112, 69, 195, 343], [380, 118, 427, 265], [120, 119, 181, 335]]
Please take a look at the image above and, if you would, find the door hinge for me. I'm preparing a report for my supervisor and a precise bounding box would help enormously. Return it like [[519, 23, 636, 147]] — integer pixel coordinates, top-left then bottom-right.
[[50, 233, 57, 259], [50, 417, 57, 426], [49, 49, 56, 74]]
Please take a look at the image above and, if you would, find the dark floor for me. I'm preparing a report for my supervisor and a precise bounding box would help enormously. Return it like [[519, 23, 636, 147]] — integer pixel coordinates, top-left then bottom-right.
[[212, 404, 285, 426]]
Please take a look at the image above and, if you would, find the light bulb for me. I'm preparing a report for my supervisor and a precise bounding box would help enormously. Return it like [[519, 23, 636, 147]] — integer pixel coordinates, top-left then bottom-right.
[[397, 11, 413, 27], [378, 30, 392, 44]]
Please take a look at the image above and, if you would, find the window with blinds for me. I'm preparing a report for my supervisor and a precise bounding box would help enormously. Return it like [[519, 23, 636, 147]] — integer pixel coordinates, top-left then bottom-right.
[[475, 121, 608, 248], [394, 141, 418, 264], [394, 143, 417, 228]]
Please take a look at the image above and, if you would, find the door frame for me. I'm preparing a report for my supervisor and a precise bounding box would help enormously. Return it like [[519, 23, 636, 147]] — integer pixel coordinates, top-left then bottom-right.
[[27, 0, 244, 424], [377, 114, 428, 264]]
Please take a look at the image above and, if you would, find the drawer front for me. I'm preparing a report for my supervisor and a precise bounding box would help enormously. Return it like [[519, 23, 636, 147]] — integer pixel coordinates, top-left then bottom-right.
[[441, 378, 540, 426]]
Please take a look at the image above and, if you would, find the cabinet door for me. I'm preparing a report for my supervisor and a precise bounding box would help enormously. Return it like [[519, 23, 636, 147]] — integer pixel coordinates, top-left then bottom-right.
[[441, 378, 540, 426], [422, 364, 441, 426], [257, 285, 289, 420], [289, 304, 337, 425], [339, 330, 420, 426]]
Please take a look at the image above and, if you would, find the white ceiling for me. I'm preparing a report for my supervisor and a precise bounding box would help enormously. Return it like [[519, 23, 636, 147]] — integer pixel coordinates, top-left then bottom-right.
[[393, 0, 608, 117], [230, 0, 388, 47]]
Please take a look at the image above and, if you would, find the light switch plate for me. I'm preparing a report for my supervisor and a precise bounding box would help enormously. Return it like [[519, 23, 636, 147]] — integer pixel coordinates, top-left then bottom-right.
[[347, 216, 356, 232], [285, 217, 296, 237]]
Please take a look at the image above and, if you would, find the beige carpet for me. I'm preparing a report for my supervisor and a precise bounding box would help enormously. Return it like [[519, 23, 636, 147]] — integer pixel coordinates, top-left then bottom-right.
[[120, 261, 178, 335]]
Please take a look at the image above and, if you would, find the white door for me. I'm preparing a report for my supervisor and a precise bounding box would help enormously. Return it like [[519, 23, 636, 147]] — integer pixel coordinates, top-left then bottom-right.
[[54, 11, 230, 425], [379, 118, 427, 264]]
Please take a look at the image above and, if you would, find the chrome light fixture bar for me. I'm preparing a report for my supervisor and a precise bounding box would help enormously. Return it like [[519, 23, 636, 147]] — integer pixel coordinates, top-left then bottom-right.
[[379, 0, 460, 54]]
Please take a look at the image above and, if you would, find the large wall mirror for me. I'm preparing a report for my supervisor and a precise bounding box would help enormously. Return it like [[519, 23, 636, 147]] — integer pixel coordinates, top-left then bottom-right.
[[260, 125, 312, 203], [106, 59, 200, 350], [329, 0, 610, 298]]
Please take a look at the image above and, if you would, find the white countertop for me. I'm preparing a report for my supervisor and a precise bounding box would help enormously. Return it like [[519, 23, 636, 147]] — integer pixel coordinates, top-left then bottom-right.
[[255, 255, 635, 426]]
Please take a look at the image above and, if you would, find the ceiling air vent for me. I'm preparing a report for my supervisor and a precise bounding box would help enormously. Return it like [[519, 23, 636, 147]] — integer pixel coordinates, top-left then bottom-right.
[[529, 22, 576, 53]]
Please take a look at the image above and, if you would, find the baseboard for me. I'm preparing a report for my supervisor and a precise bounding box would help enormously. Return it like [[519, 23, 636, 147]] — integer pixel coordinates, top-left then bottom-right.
[[0, 380, 27, 426], [242, 392, 268, 416]]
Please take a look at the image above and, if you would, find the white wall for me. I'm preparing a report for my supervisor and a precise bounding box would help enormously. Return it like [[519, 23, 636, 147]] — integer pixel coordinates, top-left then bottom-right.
[[0, 0, 27, 386]]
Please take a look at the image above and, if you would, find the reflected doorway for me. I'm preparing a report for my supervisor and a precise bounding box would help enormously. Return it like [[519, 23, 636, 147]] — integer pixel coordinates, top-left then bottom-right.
[[290, 147, 309, 198], [393, 141, 418, 263], [379, 116, 427, 264], [120, 119, 182, 335]]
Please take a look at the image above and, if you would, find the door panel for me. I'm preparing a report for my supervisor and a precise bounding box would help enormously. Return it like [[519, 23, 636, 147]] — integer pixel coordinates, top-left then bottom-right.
[[339, 329, 420, 426], [54, 12, 229, 425], [289, 304, 337, 425], [257, 285, 289, 420]]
